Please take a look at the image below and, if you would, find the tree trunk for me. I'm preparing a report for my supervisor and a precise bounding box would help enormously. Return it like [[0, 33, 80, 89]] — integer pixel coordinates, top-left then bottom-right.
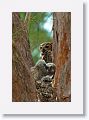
[[12, 12, 37, 102], [53, 12, 71, 102]]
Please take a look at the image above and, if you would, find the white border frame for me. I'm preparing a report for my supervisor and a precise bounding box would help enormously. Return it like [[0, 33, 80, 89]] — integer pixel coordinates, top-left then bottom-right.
[[0, 0, 83, 114]]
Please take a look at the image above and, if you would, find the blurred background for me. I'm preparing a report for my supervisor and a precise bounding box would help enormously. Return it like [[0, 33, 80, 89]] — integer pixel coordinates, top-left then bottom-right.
[[19, 12, 53, 63]]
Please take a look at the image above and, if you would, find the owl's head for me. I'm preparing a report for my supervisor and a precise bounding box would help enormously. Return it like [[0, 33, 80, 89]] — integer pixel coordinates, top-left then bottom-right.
[[46, 63, 56, 76]]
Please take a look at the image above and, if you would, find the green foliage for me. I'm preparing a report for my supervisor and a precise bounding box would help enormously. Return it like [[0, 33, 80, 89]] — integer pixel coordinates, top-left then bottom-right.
[[29, 12, 52, 63], [19, 12, 26, 20]]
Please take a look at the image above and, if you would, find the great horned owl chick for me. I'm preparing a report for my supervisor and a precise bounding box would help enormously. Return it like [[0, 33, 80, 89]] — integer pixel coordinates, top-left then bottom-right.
[[39, 42, 53, 63], [46, 63, 56, 76], [30, 60, 48, 81]]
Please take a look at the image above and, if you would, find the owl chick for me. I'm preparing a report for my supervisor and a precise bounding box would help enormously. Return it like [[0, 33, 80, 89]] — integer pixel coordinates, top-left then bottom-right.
[[39, 42, 52, 63], [30, 60, 48, 81]]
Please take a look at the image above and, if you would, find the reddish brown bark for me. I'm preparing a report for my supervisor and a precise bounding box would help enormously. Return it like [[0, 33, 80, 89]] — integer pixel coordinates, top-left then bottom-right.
[[53, 12, 71, 102]]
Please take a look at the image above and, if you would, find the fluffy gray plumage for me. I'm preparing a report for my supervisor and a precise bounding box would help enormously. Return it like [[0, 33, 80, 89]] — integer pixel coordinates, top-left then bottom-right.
[[30, 60, 56, 82], [46, 63, 56, 76], [41, 75, 53, 82], [30, 60, 48, 81]]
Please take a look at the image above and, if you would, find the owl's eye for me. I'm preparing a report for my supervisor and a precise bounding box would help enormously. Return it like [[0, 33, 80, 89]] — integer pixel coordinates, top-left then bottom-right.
[[45, 45, 49, 48], [40, 46, 42, 49]]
